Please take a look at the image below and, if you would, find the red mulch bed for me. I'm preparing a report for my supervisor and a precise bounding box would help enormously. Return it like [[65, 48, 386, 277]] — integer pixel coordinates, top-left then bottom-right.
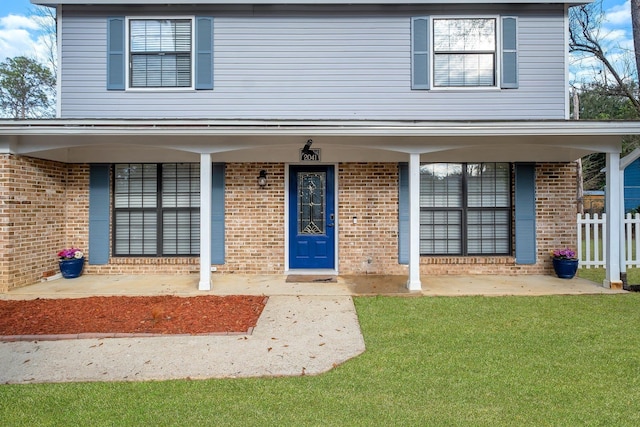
[[0, 295, 267, 336]]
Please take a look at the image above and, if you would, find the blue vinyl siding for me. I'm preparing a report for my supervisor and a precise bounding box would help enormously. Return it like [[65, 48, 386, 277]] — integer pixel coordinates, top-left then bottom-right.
[[514, 163, 536, 264], [624, 159, 640, 212], [89, 164, 111, 264], [61, 4, 566, 120]]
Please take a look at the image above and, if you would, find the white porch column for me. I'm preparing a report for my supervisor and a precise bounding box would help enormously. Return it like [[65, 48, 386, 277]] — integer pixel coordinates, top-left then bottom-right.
[[407, 153, 422, 291], [604, 152, 622, 288], [199, 154, 212, 291]]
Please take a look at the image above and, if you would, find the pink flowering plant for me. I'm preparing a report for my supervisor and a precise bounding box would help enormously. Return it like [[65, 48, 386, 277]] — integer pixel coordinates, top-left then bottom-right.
[[58, 247, 84, 260], [551, 248, 577, 260]]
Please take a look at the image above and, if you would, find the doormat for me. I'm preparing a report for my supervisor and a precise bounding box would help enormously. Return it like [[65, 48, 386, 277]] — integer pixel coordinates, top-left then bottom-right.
[[286, 275, 337, 283]]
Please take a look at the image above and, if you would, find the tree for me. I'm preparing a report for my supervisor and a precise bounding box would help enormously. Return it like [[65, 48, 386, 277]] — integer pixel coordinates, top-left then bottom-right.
[[30, 5, 57, 76], [569, 1, 640, 194], [573, 82, 640, 190], [570, 1, 640, 115], [632, 0, 640, 83], [0, 56, 55, 119]]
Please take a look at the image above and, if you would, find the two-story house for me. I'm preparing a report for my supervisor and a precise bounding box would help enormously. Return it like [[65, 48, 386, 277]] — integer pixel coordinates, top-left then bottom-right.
[[0, 0, 637, 292]]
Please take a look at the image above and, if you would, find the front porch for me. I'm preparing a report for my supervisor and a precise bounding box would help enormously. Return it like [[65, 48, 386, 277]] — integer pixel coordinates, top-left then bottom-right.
[[1, 274, 626, 300], [3, 119, 640, 292]]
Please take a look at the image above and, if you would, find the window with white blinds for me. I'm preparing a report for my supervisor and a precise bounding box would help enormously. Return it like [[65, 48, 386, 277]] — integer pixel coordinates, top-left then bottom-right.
[[433, 18, 496, 87], [113, 163, 200, 256], [420, 163, 511, 255], [129, 19, 192, 88]]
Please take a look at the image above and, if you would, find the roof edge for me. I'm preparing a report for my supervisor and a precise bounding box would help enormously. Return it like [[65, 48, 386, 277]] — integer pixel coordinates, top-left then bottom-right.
[[32, 0, 595, 6], [1, 119, 637, 136]]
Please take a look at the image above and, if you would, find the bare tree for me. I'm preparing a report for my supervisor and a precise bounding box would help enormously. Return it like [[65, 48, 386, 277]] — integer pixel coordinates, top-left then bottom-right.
[[632, 0, 640, 82], [570, 1, 640, 115], [30, 5, 57, 76]]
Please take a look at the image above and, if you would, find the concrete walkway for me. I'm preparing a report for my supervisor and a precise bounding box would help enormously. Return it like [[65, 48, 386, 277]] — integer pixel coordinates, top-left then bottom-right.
[[0, 274, 625, 384], [0, 295, 364, 384]]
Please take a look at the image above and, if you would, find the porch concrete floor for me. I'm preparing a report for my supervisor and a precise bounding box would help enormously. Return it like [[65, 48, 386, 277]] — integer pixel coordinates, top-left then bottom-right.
[[1, 273, 626, 300]]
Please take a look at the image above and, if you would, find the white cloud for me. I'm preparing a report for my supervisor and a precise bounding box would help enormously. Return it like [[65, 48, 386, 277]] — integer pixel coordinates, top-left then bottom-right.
[[0, 14, 40, 31], [0, 28, 39, 60], [601, 28, 628, 42], [0, 13, 51, 64], [605, 0, 631, 26], [598, 27, 634, 52]]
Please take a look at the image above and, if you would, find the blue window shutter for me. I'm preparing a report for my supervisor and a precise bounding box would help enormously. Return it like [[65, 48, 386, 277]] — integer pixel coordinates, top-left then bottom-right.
[[107, 17, 125, 90], [501, 16, 518, 89], [398, 163, 409, 264], [411, 17, 430, 90], [195, 17, 214, 90], [89, 164, 110, 264], [515, 163, 536, 264], [211, 163, 225, 263]]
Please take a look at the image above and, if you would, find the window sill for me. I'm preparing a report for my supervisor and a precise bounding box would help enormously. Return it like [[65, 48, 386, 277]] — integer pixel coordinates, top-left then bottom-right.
[[420, 256, 516, 264]]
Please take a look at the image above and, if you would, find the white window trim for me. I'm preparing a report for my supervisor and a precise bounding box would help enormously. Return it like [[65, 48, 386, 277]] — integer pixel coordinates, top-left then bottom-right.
[[430, 15, 502, 91], [124, 15, 196, 91]]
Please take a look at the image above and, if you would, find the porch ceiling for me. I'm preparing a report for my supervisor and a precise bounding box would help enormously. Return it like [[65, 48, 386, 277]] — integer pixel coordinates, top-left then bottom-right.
[[0, 119, 635, 163]]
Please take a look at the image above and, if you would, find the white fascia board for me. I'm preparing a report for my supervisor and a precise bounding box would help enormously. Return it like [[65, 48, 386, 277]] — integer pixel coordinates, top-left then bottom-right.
[[0, 119, 638, 137], [32, 0, 594, 6]]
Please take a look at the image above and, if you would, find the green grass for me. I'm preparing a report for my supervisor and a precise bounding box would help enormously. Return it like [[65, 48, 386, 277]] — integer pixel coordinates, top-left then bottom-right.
[[2, 295, 640, 426], [579, 234, 640, 284], [578, 266, 640, 284]]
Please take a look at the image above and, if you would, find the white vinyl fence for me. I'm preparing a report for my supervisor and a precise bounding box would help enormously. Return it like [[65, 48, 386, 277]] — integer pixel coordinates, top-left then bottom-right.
[[577, 213, 640, 269]]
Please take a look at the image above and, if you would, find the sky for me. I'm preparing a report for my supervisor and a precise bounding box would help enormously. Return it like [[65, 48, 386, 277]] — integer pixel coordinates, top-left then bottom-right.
[[0, 0, 54, 64], [0, 0, 634, 83]]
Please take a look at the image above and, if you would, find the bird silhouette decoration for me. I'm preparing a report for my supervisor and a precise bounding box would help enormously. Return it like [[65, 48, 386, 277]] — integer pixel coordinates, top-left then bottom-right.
[[302, 139, 314, 155]]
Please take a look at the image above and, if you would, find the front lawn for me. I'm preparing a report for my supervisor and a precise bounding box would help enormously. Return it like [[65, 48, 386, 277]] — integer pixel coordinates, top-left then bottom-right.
[[578, 266, 640, 285], [1, 294, 639, 426]]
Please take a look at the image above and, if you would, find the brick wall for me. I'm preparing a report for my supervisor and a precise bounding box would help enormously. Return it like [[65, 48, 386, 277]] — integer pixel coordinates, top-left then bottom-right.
[[0, 155, 67, 291], [0, 158, 578, 290], [534, 162, 579, 273], [65, 164, 89, 262], [217, 163, 285, 273], [338, 163, 406, 274]]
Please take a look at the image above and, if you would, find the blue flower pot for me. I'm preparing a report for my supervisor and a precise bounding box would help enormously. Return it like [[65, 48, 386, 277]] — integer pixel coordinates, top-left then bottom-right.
[[59, 258, 85, 279], [552, 258, 579, 279]]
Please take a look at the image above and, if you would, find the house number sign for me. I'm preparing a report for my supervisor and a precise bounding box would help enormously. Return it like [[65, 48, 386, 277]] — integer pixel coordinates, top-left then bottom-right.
[[300, 148, 321, 162]]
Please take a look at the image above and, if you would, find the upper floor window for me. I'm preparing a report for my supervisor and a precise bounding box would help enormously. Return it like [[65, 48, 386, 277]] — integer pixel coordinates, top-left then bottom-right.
[[129, 19, 193, 88], [107, 17, 214, 91], [411, 16, 518, 90], [433, 18, 496, 88]]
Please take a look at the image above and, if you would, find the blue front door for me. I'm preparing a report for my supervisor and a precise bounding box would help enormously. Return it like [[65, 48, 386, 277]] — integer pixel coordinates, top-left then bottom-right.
[[289, 165, 335, 269]]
